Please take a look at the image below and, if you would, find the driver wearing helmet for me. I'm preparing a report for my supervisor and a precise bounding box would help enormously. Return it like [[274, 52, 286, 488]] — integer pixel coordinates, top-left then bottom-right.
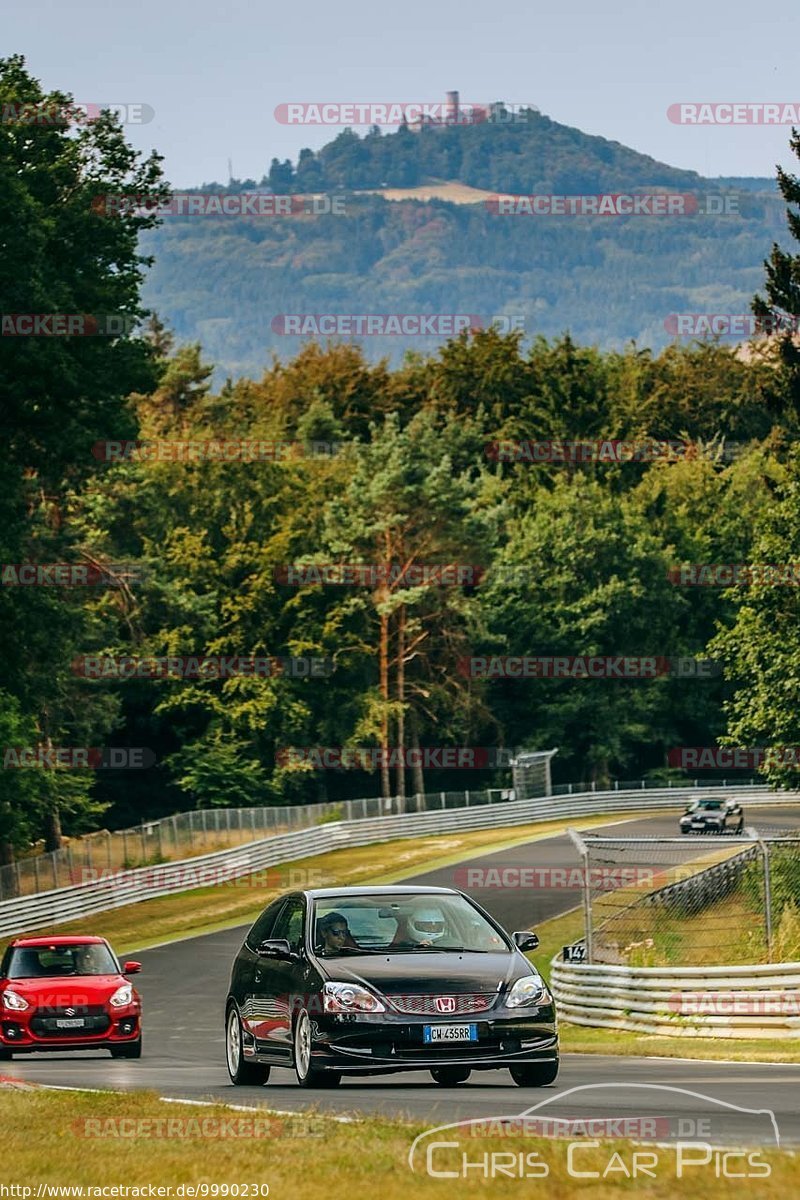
[[391, 905, 448, 948]]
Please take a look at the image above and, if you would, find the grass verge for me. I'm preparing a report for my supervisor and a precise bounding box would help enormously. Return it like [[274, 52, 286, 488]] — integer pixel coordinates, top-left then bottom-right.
[[529, 908, 800, 1062], [2, 1086, 797, 1197]]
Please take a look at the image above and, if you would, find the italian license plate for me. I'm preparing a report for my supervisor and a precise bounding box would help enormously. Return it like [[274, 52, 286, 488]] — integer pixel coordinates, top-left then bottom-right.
[[423, 1024, 477, 1044], [56, 1018, 84, 1028]]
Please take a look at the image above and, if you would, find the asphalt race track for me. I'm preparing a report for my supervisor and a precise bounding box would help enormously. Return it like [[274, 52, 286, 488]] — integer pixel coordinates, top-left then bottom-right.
[[7, 806, 800, 1145]]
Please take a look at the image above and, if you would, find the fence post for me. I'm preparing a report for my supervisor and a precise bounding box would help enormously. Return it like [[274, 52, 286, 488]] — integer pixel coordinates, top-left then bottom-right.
[[465, 790, 470, 806], [140, 824, 147, 863], [51, 852, 58, 889], [33, 854, 40, 893], [568, 827, 592, 964], [759, 838, 774, 961], [440, 792, 446, 809]]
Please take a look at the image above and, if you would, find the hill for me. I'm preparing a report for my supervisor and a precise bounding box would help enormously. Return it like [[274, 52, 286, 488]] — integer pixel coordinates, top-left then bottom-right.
[[140, 108, 785, 379]]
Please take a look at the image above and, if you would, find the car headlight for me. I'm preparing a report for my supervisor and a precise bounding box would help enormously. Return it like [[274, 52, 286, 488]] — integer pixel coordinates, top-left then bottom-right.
[[323, 982, 385, 1014], [109, 984, 133, 1008], [1, 989, 29, 1012], [506, 974, 550, 1008]]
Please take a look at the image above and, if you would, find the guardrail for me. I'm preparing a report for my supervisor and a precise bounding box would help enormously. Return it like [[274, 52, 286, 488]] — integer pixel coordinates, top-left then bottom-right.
[[0, 784, 791, 939], [1, 775, 768, 903], [550, 956, 800, 1038]]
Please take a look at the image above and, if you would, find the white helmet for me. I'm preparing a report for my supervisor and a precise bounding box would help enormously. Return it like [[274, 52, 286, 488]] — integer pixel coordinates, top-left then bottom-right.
[[410, 906, 446, 942]]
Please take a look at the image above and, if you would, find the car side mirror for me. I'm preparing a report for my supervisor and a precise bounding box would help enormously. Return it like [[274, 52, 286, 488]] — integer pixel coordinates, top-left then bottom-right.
[[257, 938, 296, 960], [123, 961, 142, 974], [513, 930, 539, 952]]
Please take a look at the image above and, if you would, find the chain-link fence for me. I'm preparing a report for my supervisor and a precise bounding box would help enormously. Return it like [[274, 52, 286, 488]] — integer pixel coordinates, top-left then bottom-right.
[[0, 787, 511, 902], [568, 829, 800, 966]]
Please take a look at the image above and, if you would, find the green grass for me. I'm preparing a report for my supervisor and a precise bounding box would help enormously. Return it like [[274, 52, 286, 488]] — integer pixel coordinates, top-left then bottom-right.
[[527, 908, 800, 1062], [2, 1087, 798, 1198]]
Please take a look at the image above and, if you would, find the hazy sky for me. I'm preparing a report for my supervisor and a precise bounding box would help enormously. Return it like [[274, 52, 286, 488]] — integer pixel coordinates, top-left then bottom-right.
[[5, 0, 798, 186]]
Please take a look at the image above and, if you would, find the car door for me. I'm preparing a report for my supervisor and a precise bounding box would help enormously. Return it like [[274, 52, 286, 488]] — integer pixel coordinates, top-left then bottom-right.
[[233, 898, 286, 1050], [251, 895, 307, 1061]]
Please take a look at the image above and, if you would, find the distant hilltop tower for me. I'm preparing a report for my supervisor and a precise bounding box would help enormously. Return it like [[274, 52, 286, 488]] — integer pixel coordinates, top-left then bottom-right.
[[445, 90, 460, 124], [409, 89, 488, 132]]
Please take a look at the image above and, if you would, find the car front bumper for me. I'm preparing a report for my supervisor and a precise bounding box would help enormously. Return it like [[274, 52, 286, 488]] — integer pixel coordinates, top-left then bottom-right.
[[0, 1009, 140, 1052], [295, 1006, 558, 1074]]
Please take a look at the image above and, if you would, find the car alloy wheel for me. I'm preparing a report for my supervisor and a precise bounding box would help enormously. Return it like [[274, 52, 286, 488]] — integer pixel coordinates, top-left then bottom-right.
[[293, 1007, 340, 1087], [226, 1004, 269, 1085], [510, 1060, 559, 1087], [430, 1066, 471, 1086]]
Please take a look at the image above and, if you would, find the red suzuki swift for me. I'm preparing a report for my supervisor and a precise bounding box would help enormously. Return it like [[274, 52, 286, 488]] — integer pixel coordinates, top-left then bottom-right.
[[0, 936, 142, 1058]]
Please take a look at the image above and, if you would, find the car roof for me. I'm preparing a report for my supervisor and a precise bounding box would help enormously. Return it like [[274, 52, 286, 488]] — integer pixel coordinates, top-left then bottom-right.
[[304, 885, 460, 899], [10, 936, 107, 947]]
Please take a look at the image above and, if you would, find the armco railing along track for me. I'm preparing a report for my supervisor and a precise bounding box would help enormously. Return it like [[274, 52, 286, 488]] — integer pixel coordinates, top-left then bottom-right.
[[0, 784, 789, 939]]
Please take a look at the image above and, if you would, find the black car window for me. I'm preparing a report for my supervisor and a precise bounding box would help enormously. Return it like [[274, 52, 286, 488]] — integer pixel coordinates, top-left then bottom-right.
[[245, 899, 285, 950], [271, 897, 305, 953]]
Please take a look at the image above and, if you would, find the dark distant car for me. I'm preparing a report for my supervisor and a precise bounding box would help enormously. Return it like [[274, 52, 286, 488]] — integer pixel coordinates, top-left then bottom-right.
[[0, 936, 142, 1058], [680, 796, 745, 835], [224, 886, 558, 1089]]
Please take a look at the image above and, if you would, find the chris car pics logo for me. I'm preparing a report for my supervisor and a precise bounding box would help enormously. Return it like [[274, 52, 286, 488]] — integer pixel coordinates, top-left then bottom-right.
[[408, 1084, 780, 1179]]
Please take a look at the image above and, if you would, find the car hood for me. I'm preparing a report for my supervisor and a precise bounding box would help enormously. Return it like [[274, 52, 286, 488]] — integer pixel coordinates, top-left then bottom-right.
[[319, 951, 526, 995], [687, 811, 724, 820], [1, 974, 128, 1006]]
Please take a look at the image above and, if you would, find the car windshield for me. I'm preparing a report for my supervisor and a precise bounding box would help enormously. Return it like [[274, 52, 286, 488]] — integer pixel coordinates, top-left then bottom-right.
[[312, 893, 509, 955], [698, 800, 723, 810], [6, 943, 118, 978]]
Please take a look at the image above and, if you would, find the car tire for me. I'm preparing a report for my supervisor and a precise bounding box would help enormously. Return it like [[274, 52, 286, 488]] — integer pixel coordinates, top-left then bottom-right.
[[509, 1060, 559, 1087], [110, 1038, 142, 1059], [0, 1047, 12, 1060], [736, 821, 744, 834], [225, 1005, 270, 1085], [430, 1066, 471, 1086], [293, 1007, 340, 1087]]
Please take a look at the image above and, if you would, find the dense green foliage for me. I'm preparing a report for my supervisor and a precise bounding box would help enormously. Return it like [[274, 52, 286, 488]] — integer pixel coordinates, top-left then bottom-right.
[[5, 58, 800, 860]]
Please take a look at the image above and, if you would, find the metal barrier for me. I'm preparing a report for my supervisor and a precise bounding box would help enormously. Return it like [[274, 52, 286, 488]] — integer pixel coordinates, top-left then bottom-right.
[[0, 784, 791, 938], [550, 956, 800, 1039]]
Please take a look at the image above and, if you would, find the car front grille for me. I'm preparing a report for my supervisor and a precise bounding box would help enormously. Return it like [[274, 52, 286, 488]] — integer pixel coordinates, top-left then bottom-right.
[[386, 993, 497, 1016], [30, 1005, 110, 1037]]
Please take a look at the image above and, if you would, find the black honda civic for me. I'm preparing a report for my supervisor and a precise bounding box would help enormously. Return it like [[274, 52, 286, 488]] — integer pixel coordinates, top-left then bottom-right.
[[224, 885, 558, 1088]]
